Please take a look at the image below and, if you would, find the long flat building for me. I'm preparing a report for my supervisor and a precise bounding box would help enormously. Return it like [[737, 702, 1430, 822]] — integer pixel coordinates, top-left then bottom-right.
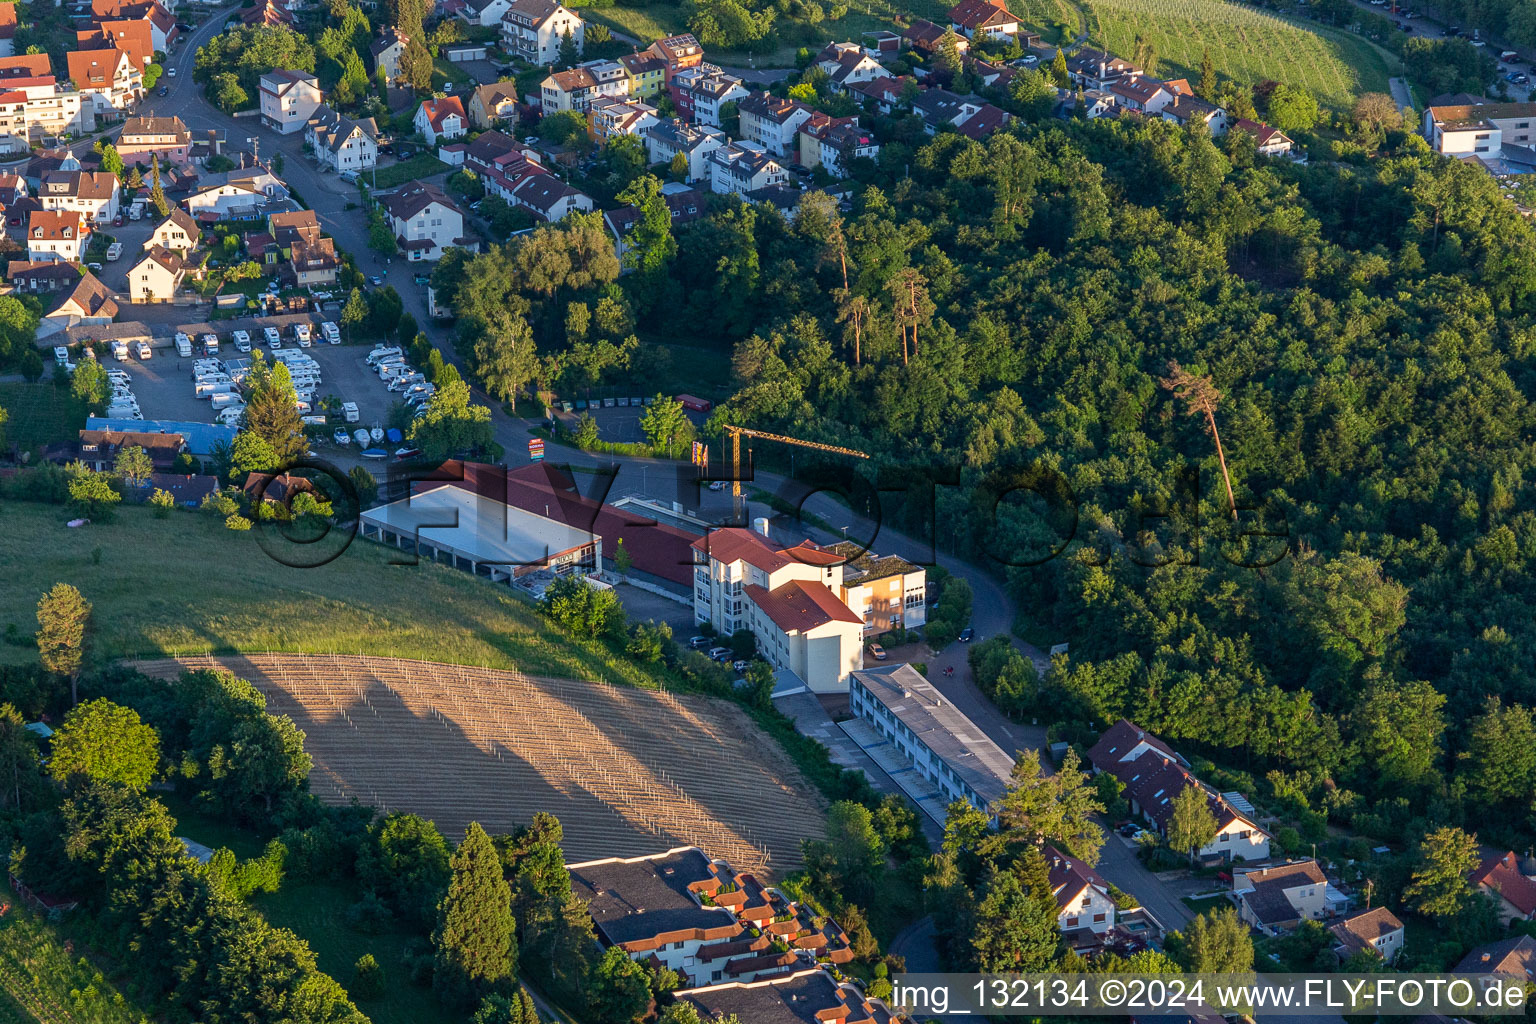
[[848, 663, 1015, 815]]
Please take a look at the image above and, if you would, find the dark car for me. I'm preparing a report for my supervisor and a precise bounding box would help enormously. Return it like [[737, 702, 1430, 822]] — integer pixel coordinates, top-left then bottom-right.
[[958, 627, 974, 642], [158, 86, 168, 96]]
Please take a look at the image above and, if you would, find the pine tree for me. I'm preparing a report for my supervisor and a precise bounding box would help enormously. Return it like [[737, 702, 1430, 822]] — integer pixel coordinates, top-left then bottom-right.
[[239, 352, 307, 467], [1198, 47, 1216, 100], [149, 155, 169, 217], [1050, 48, 1069, 87], [557, 27, 579, 68], [434, 823, 517, 1007]]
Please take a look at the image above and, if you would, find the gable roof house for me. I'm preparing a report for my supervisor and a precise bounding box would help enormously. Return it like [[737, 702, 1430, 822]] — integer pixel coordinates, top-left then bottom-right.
[[813, 41, 893, 93], [1065, 48, 1140, 90], [306, 105, 378, 172], [799, 115, 878, 178], [74, 427, 185, 471], [1329, 907, 1405, 963], [679, 968, 901, 1024], [1161, 94, 1228, 135], [912, 88, 1009, 139], [267, 208, 340, 284], [460, 0, 514, 28], [370, 27, 408, 84], [90, 0, 177, 52], [47, 268, 117, 326], [467, 80, 519, 129], [1044, 844, 1118, 948], [27, 209, 88, 262], [589, 96, 658, 142], [125, 244, 184, 302], [39, 171, 119, 224], [183, 167, 286, 220], [415, 95, 466, 144], [737, 91, 814, 156], [669, 64, 748, 128], [499, 0, 584, 66], [76, 20, 154, 71], [540, 67, 598, 114], [619, 51, 665, 100], [66, 47, 141, 116], [850, 74, 912, 114], [0, 3, 13, 59], [1232, 117, 1294, 156], [604, 181, 701, 259], [1469, 851, 1536, 925], [1455, 935, 1536, 978], [948, 0, 1027, 40], [7, 258, 81, 294], [1107, 75, 1178, 115], [646, 32, 704, 83], [902, 18, 967, 56], [117, 114, 190, 164], [259, 70, 322, 135], [376, 180, 471, 261], [645, 118, 726, 183], [149, 207, 200, 253], [1233, 860, 1329, 935], [241, 0, 297, 28], [508, 172, 592, 222]]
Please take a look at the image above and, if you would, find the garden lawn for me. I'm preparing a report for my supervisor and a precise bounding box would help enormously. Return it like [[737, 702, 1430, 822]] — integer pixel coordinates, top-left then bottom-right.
[[371, 154, 451, 190], [0, 383, 84, 459], [1082, 0, 1395, 109], [0, 501, 667, 691]]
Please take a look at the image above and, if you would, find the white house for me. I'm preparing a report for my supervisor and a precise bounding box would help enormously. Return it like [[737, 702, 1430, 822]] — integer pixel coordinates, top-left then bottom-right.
[[691, 525, 864, 692], [369, 27, 408, 84], [307, 105, 378, 172], [1234, 861, 1331, 935], [125, 244, 184, 302], [813, 42, 892, 93], [707, 142, 787, 197], [414, 95, 466, 144], [38, 170, 119, 224], [1330, 907, 1405, 963], [644, 118, 725, 183], [27, 210, 89, 262], [183, 167, 286, 219], [376, 180, 466, 261], [737, 91, 812, 156], [500, 0, 583, 66], [258, 70, 322, 135], [1045, 845, 1117, 938], [459, 0, 513, 28], [1423, 100, 1536, 160], [66, 47, 141, 116]]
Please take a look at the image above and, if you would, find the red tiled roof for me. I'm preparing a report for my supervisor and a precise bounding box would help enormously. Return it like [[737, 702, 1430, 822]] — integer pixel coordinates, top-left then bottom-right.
[[1470, 852, 1536, 916], [1086, 719, 1178, 770], [743, 579, 861, 633], [1329, 907, 1403, 955], [949, 0, 1018, 28]]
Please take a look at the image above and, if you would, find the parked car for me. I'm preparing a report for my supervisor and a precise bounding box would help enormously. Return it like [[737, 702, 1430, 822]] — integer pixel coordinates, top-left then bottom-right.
[[136, 341, 151, 359], [264, 327, 281, 348], [958, 627, 974, 642], [369, 275, 384, 286], [333, 428, 351, 445], [707, 646, 732, 661], [688, 636, 711, 649], [158, 86, 168, 96], [166, 67, 176, 77], [293, 323, 312, 346], [867, 643, 887, 660]]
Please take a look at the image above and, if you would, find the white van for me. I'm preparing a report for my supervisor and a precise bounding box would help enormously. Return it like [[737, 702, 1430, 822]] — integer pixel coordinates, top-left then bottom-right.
[[293, 323, 312, 347], [175, 332, 193, 357], [264, 327, 281, 348], [195, 381, 235, 398], [209, 393, 242, 410], [201, 333, 219, 355], [341, 401, 360, 423], [215, 406, 245, 425], [105, 241, 123, 262], [111, 340, 130, 360], [232, 330, 252, 352], [365, 346, 402, 366], [321, 321, 340, 344]]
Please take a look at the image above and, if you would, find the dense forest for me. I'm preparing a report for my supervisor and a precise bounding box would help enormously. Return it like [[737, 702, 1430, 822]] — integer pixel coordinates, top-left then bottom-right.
[[442, 110, 1536, 851]]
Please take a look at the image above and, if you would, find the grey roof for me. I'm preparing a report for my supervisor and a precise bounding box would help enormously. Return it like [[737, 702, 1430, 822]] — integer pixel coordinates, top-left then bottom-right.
[[681, 969, 896, 1024], [567, 848, 731, 946], [851, 664, 1015, 807], [1237, 861, 1327, 926]]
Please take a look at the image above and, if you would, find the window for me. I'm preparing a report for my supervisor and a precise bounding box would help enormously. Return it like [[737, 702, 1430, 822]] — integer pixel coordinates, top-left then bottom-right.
[[1093, 913, 1106, 923]]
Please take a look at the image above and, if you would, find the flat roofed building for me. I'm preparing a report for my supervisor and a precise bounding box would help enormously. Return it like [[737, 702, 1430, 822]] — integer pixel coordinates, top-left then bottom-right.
[[679, 967, 900, 1024], [849, 663, 1015, 815], [359, 482, 600, 582]]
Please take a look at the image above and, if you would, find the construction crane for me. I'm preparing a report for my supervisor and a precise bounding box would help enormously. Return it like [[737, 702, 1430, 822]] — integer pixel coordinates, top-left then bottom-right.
[[709, 425, 870, 517]]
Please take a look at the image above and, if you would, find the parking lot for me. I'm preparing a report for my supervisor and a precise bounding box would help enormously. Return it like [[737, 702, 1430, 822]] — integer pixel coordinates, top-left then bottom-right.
[[92, 219, 159, 292]]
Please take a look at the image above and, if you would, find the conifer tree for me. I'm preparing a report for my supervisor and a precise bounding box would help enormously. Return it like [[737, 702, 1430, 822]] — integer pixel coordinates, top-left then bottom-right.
[[434, 823, 517, 1007]]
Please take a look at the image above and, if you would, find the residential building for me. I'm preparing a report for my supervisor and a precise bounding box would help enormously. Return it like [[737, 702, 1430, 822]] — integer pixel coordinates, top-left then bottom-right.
[[604, 181, 701, 258], [692, 526, 864, 691], [1107, 75, 1178, 115], [850, 664, 1015, 810], [670, 65, 747, 127], [7, 258, 81, 293], [125, 243, 183, 302], [306, 105, 378, 172], [376, 180, 467, 261], [467, 80, 519, 129], [679, 969, 900, 1024], [589, 96, 658, 143], [66, 48, 141, 116], [708, 142, 787, 197], [0, 3, 13, 59], [47, 269, 117, 325], [850, 75, 912, 114], [1044, 844, 1117, 939], [0, 78, 94, 144], [27, 209, 88, 262], [76, 20, 154, 71], [85, 416, 233, 460], [619, 51, 665, 100], [414, 95, 466, 143], [1065, 48, 1139, 90], [39, 171, 118, 224], [824, 542, 924, 633], [75, 427, 185, 471], [1329, 907, 1404, 963], [540, 67, 597, 113], [1469, 851, 1536, 925], [912, 87, 1009, 138], [948, 0, 1028, 40], [370, 27, 408, 84], [499, 0, 583, 65], [813, 41, 892, 93], [1233, 861, 1329, 935], [116, 115, 190, 164], [1161, 95, 1227, 135], [147, 472, 218, 507], [241, 0, 297, 27], [645, 118, 726, 183], [902, 18, 966, 56], [149, 207, 199, 253], [1087, 719, 1271, 863], [1423, 100, 1536, 160], [737, 92, 813, 156], [646, 33, 703, 84], [798, 115, 878, 178], [1232, 117, 1294, 156], [183, 167, 286, 219], [267, 209, 340, 285], [259, 70, 322, 134], [508, 172, 591, 222], [1455, 935, 1536, 977], [90, 0, 177, 52], [459, 0, 513, 27]]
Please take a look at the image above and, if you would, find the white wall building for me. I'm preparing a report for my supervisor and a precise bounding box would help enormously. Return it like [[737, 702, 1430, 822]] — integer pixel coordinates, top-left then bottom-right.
[[259, 70, 322, 135], [500, 0, 584, 66], [376, 180, 466, 261]]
